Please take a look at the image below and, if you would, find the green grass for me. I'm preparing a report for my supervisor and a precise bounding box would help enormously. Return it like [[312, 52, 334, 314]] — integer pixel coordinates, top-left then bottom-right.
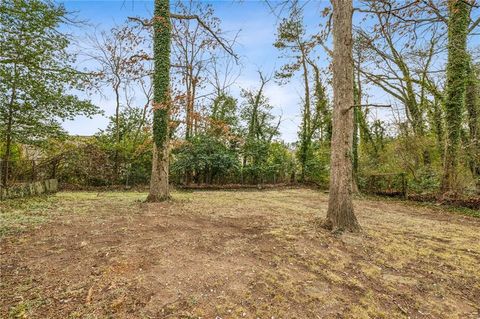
[[0, 195, 59, 238], [360, 193, 480, 218], [443, 205, 480, 218]]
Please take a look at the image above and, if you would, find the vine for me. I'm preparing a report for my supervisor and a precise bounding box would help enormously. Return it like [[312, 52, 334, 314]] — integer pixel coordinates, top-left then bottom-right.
[[442, 0, 470, 191], [152, 0, 171, 150]]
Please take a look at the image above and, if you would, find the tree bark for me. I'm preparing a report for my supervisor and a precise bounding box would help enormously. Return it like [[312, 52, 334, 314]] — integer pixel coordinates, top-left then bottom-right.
[[441, 0, 469, 193], [2, 63, 17, 187], [299, 57, 311, 182], [185, 65, 193, 140], [147, 141, 170, 201], [2, 107, 13, 186], [147, 0, 171, 202], [113, 81, 121, 181], [352, 81, 360, 194], [466, 59, 480, 194], [324, 0, 360, 232]]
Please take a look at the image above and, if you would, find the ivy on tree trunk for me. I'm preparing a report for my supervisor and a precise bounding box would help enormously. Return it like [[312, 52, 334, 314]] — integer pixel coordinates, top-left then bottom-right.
[[147, 0, 171, 202], [441, 0, 470, 193], [465, 58, 480, 193]]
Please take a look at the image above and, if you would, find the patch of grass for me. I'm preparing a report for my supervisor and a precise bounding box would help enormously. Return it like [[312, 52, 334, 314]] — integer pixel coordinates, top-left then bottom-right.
[[0, 195, 58, 238], [347, 290, 391, 319], [57, 191, 146, 201], [445, 205, 480, 218], [0, 194, 56, 211], [56, 190, 196, 203], [406, 199, 480, 218], [363, 194, 480, 218], [8, 299, 42, 319]]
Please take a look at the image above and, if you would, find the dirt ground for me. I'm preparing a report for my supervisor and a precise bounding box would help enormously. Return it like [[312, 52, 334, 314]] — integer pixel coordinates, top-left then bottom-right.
[[1, 189, 479, 319]]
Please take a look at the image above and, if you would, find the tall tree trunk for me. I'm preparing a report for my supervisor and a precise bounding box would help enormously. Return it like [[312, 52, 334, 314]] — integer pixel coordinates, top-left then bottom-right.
[[185, 65, 193, 140], [324, 0, 360, 232], [431, 97, 445, 157], [2, 64, 17, 187], [147, 0, 171, 202], [184, 70, 196, 185], [466, 59, 480, 193], [441, 0, 470, 193], [113, 81, 121, 181], [2, 107, 13, 187], [184, 86, 192, 185], [299, 59, 311, 182], [352, 46, 363, 193], [352, 78, 360, 193]]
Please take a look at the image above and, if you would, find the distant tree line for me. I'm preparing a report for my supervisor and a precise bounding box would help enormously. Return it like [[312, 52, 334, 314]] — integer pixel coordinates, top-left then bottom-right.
[[1, 0, 479, 208]]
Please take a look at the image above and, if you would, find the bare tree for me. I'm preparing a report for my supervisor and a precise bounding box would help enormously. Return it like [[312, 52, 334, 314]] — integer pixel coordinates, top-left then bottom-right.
[[85, 24, 150, 177], [206, 53, 240, 100], [171, 0, 223, 140], [357, 0, 480, 193]]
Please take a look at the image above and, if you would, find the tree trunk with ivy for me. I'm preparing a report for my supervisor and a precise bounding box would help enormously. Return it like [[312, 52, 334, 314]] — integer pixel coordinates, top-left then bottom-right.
[[466, 59, 480, 193], [324, 0, 360, 232], [299, 58, 311, 182], [147, 0, 171, 202], [441, 0, 470, 193]]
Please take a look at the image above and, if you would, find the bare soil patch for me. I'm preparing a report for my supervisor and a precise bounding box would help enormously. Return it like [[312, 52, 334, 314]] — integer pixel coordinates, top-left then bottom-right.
[[1, 189, 479, 318]]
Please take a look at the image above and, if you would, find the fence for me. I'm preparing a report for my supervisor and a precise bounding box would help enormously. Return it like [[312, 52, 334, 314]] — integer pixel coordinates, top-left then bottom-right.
[[0, 158, 59, 188], [360, 172, 408, 198], [170, 166, 297, 187], [0, 178, 58, 200]]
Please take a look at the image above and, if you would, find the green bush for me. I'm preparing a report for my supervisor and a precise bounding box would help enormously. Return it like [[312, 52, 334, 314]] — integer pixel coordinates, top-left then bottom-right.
[[171, 134, 240, 184]]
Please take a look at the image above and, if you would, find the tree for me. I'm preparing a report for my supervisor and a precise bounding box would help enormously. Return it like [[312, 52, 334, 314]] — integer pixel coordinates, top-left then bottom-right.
[[356, 5, 443, 169], [241, 72, 280, 143], [206, 54, 240, 101], [209, 93, 239, 136], [147, 0, 172, 202], [0, 0, 98, 186], [324, 0, 360, 232], [465, 59, 480, 193], [171, 0, 222, 140], [130, 1, 236, 200], [170, 1, 224, 185], [357, 0, 479, 192], [441, 0, 470, 192], [240, 72, 280, 184], [171, 133, 239, 184], [95, 106, 153, 185], [85, 24, 151, 177], [274, 4, 329, 182]]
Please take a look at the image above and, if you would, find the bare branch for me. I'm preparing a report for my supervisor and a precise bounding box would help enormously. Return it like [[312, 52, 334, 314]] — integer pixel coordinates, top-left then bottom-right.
[[170, 13, 238, 61], [128, 16, 152, 27], [354, 1, 418, 14], [469, 15, 480, 33], [129, 14, 238, 61]]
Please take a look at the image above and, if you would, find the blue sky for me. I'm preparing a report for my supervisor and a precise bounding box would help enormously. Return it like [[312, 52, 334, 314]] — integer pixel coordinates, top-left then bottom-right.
[[60, 0, 335, 142], [59, 1, 480, 142]]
